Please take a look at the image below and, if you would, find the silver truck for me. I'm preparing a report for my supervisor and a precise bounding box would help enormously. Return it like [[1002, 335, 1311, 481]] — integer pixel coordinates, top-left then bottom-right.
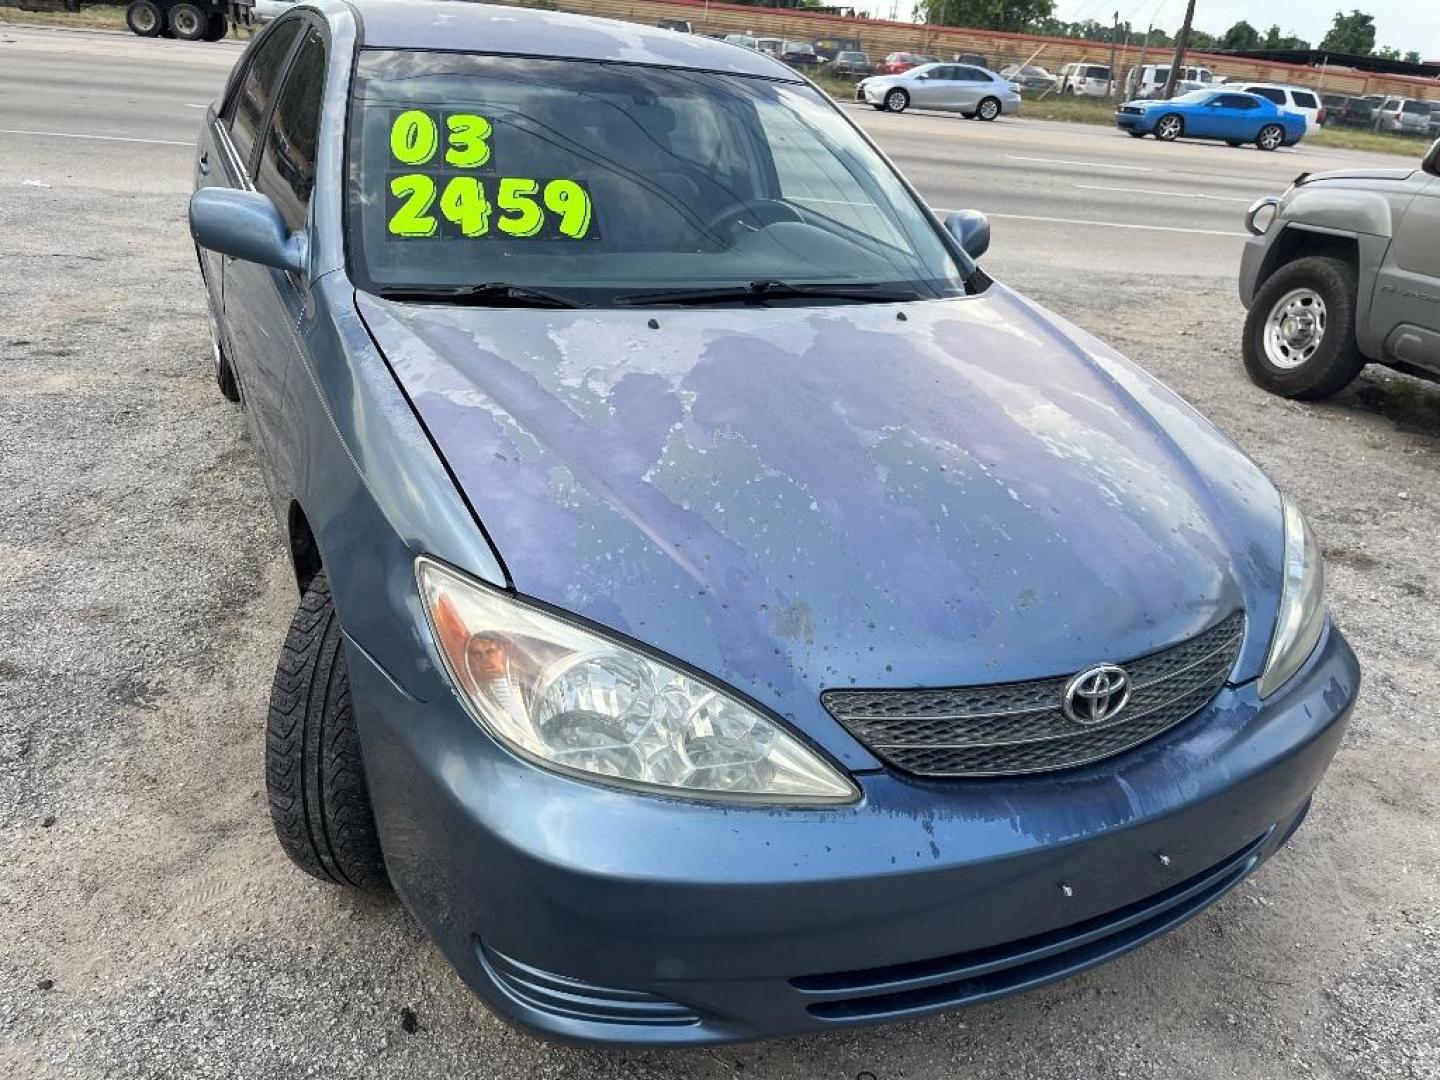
[[1239, 138, 1440, 398]]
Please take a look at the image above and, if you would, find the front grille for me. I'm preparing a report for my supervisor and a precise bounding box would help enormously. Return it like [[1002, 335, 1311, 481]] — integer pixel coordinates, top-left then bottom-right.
[[822, 612, 1244, 777], [790, 827, 1269, 1021]]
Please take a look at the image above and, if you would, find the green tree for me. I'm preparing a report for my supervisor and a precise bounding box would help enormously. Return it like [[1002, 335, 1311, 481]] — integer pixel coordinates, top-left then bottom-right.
[[918, 0, 1055, 32], [1319, 9, 1377, 55], [1404, 50, 1422, 63], [1221, 20, 1261, 50], [1374, 44, 1400, 59]]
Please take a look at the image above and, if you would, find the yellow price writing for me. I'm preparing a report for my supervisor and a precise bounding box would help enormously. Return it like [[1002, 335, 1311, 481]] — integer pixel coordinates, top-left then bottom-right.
[[388, 176, 593, 241], [389, 109, 492, 169]]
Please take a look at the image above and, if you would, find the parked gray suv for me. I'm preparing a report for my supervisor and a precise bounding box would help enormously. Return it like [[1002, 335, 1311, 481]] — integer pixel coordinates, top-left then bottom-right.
[[1238, 138, 1440, 398]]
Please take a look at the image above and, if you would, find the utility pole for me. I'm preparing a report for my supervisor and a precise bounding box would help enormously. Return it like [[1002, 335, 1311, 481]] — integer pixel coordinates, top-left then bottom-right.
[[1130, 23, 1153, 98], [1160, 0, 1196, 99], [1106, 11, 1121, 97]]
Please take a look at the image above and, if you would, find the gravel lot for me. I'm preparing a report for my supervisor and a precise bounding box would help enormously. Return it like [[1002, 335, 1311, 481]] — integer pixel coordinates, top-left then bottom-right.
[[2, 24, 1439, 1080]]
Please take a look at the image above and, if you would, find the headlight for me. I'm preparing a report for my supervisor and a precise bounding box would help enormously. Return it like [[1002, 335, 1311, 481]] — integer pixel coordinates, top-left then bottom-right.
[[416, 558, 857, 803], [1258, 496, 1326, 697]]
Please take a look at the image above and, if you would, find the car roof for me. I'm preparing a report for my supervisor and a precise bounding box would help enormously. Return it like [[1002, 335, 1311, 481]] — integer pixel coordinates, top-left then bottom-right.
[[345, 0, 795, 79]]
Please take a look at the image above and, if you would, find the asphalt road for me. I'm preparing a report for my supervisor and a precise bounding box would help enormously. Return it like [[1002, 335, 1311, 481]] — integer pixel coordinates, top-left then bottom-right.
[[3, 22, 1439, 1080]]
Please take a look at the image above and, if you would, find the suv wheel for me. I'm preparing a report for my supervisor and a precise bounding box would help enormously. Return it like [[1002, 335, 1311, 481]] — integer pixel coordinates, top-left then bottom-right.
[[884, 88, 909, 113], [266, 572, 389, 890], [1243, 256, 1365, 399]]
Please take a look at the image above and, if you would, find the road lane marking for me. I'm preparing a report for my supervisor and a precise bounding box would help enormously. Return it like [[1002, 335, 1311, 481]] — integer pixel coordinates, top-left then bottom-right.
[[1006, 154, 1153, 172], [184, 103, 208, 109], [0, 128, 192, 146], [1075, 182, 1257, 204], [936, 208, 1244, 238]]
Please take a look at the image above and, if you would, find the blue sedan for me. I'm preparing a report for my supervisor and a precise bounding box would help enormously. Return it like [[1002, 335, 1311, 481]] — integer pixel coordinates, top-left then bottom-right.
[[1116, 90, 1307, 149], [187, 0, 1356, 1046]]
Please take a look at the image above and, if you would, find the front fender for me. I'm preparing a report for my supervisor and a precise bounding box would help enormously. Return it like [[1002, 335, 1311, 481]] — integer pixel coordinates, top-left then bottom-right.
[[1280, 187, 1394, 237]]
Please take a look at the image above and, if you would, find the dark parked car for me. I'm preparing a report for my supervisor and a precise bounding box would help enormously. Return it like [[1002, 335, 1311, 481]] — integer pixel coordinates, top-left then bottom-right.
[[829, 49, 872, 76], [189, 0, 1357, 1047], [812, 34, 861, 61], [1321, 93, 1376, 127], [779, 40, 818, 69], [1001, 63, 1055, 92], [952, 51, 988, 68]]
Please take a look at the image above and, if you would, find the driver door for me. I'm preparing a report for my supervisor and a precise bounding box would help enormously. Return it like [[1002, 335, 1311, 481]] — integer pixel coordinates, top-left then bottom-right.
[[907, 67, 949, 108]]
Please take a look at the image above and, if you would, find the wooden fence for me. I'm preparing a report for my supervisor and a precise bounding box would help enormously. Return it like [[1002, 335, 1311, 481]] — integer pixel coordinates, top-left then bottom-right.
[[527, 0, 1439, 101]]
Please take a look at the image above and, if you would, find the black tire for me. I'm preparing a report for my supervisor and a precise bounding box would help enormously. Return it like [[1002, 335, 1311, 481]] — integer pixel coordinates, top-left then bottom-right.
[[883, 88, 909, 113], [1154, 113, 1183, 141], [125, 0, 163, 36], [1063, 85, 1075, 95], [1126, 130, 1146, 137], [1256, 123, 1285, 151], [1243, 256, 1365, 399], [214, 334, 240, 402], [1226, 140, 1243, 147], [871, 103, 885, 111], [266, 573, 389, 890], [976, 96, 1001, 121], [168, 1, 207, 40], [203, 12, 227, 40]]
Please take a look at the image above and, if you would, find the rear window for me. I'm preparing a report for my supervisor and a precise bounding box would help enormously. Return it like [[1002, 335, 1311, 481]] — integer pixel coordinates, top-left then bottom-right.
[[1084, 66, 1110, 79], [1293, 91, 1318, 108], [1248, 87, 1286, 105], [1402, 100, 1432, 114]]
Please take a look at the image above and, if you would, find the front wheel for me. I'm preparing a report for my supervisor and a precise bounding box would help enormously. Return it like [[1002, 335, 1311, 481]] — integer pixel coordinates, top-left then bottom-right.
[[1226, 140, 1243, 147], [1154, 113, 1183, 141], [1243, 256, 1365, 399], [883, 88, 909, 113], [125, 0, 163, 36], [1256, 124, 1285, 151], [266, 572, 389, 890], [976, 96, 1001, 121], [1126, 130, 1146, 138]]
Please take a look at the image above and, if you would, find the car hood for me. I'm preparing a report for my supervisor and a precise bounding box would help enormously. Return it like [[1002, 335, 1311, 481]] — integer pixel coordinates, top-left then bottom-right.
[[357, 287, 1282, 766], [1299, 166, 1419, 186]]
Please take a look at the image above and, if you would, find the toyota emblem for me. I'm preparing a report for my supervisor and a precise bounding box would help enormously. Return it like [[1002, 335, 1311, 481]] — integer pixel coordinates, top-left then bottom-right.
[[1063, 664, 1131, 726]]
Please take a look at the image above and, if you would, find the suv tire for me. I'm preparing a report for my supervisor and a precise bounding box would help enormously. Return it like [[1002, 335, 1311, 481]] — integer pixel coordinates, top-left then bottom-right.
[[1243, 255, 1365, 399], [266, 572, 389, 891], [167, 1, 207, 40]]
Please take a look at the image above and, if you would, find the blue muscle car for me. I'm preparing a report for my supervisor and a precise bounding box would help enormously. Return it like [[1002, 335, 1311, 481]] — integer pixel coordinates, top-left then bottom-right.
[[1116, 89, 1307, 149]]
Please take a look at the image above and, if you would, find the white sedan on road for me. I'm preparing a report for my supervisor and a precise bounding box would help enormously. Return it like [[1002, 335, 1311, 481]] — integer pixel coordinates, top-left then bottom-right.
[[857, 62, 1022, 119]]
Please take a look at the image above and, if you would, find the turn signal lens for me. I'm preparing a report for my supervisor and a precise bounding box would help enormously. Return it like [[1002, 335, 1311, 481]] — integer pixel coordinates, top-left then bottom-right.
[[415, 558, 858, 804]]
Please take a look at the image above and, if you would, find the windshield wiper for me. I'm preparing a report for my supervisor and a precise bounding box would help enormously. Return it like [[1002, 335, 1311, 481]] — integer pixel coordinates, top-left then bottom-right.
[[613, 280, 925, 307], [374, 282, 583, 309]]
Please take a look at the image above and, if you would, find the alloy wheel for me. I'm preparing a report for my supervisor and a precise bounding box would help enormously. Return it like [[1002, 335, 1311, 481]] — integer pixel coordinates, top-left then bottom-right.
[[1263, 288, 1327, 369], [978, 98, 1000, 120], [1258, 124, 1283, 150]]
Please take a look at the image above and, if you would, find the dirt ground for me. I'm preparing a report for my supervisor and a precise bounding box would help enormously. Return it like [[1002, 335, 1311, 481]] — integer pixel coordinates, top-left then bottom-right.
[[2, 40, 1439, 1080]]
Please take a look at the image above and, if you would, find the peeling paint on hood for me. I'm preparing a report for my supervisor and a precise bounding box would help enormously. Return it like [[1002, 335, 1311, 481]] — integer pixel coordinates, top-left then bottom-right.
[[357, 287, 1282, 762]]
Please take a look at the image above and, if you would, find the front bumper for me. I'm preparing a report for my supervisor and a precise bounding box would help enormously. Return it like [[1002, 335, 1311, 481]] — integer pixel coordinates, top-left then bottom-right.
[[348, 619, 1358, 1046], [1114, 111, 1150, 132]]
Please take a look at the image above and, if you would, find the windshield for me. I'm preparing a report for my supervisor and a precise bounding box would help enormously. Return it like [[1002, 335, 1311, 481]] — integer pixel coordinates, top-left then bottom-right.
[[1171, 89, 1215, 104], [347, 50, 969, 304]]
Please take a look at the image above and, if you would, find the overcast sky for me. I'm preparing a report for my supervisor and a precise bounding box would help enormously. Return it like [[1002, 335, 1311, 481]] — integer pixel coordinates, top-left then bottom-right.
[[869, 0, 1440, 62]]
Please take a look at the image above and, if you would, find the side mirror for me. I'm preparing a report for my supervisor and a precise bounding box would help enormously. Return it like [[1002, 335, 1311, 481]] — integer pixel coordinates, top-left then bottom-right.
[[1424, 137, 1440, 176], [943, 209, 990, 259], [189, 187, 307, 274]]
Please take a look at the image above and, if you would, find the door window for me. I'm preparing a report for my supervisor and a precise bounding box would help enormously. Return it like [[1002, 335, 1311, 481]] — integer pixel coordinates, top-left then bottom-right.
[[1247, 87, 1286, 105], [226, 19, 302, 170], [1215, 94, 1258, 109], [255, 28, 326, 233], [951, 66, 987, 82]]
